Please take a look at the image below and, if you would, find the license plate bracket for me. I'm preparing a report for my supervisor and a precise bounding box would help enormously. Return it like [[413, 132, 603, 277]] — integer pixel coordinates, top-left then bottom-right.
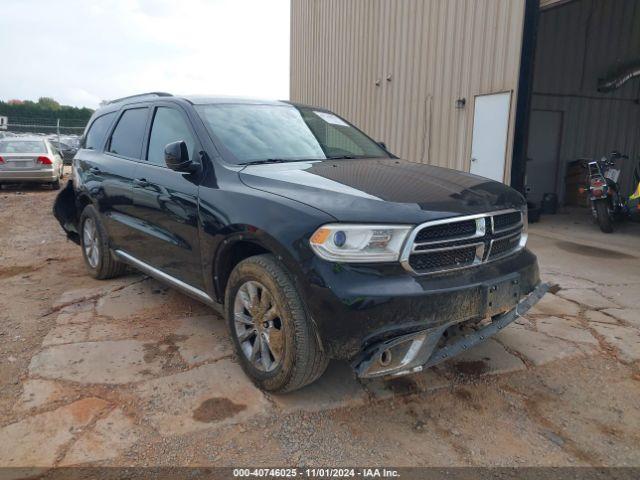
[[484, 274, 521, 317], [11, 161, 30, 169]]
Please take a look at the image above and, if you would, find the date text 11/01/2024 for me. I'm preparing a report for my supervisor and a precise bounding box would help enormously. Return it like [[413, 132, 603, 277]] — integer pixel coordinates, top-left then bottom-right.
[[232, 468, 400, 478]]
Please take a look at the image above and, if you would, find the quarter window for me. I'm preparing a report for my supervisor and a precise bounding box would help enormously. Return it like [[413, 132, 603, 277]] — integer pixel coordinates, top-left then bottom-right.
[[147, 107, 196, 166], [108, 108, 148, 159], [85, 112, 116, 151]]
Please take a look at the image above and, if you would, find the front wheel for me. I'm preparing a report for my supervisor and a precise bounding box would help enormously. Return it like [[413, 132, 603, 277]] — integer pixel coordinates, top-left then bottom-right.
[[225, 254, 328, 392], [595, 200, 613, 233]]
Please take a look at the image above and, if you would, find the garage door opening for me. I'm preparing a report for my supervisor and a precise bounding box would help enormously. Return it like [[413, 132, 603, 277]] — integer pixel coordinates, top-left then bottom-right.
[[523, 0, 640, 216]]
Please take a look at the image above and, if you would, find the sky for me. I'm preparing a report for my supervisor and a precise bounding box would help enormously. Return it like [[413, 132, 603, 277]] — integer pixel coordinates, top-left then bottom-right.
[[0, 0, 290, 109]]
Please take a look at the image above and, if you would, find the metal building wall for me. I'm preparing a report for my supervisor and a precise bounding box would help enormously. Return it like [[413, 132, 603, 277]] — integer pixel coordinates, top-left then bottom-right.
[[531, 0, 640, 196], [290, 0, 526, 181]]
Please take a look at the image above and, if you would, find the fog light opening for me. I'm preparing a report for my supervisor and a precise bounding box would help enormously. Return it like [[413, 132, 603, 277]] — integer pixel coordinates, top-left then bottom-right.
[[379, 349, 392, 367]]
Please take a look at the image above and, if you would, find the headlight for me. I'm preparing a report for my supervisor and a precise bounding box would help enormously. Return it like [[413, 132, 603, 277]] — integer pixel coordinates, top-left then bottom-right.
[[309, 224, 412, 262], [520, 205, 529, 248]]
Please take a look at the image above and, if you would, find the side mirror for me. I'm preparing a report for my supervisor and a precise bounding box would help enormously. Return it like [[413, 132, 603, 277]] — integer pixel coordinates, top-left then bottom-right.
[[377, 141, 387, 150], [164, 141, 196, 172]]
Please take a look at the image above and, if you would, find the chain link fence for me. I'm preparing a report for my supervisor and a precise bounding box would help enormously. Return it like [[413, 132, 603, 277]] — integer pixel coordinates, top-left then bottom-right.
[[3, 115, 87, 136], [0, 115, 89, 165]]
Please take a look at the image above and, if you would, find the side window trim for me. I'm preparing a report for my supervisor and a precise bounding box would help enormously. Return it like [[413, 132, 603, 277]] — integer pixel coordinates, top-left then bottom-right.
[[83, 111, 117, 152], [105, 106, 152, 161], [145, 104, 200, 168]]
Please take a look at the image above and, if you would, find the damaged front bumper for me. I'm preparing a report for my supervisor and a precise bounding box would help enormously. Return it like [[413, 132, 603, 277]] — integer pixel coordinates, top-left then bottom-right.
[[352, 282, 549, 378]]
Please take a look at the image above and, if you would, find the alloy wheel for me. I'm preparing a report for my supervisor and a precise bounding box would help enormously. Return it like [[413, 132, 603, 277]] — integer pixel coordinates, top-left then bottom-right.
[[233, 280, 284, 372], [82, 217, 100, 268]]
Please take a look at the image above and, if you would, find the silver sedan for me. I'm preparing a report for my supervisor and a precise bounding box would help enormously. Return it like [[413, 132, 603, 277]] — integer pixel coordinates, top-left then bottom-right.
[[0, 137, 64, 189]]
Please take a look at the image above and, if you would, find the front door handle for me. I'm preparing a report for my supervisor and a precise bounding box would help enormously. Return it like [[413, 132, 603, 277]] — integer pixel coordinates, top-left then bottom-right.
[[89, 166, 101, 174], [133, 178, 150, 187]]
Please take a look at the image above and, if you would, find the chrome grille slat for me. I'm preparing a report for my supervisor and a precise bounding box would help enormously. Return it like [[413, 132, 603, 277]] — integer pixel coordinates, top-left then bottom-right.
[[400, 209, 524, 275]]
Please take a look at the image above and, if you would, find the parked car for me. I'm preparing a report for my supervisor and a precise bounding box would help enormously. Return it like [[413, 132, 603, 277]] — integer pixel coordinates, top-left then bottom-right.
[[49, 140, 78, 165], [0, 136, 64, 189], [53, 93, 547, 392]]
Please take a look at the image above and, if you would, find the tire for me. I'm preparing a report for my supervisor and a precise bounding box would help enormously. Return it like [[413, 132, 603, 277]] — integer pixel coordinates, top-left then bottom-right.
[[51, 178, 61, 190], [79, 205, 127, 279], [225, 254, 328, 392], [595, 200, 613, 233]]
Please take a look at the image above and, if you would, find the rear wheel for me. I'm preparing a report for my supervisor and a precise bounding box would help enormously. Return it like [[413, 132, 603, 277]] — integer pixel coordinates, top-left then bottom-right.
[[595, 200, 613, 233], [80, 205, 127, 279], [225, 254, 328, 392], [51, 178, 61, 190]]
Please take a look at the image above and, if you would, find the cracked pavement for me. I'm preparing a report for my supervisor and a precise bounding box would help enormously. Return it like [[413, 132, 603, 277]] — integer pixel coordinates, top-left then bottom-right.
[[1, 183, 639, 469]]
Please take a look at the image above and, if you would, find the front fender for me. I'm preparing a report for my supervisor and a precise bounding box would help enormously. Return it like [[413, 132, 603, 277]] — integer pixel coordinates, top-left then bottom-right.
[[210, 227, 310, 302], [196, 183, 335, 303]]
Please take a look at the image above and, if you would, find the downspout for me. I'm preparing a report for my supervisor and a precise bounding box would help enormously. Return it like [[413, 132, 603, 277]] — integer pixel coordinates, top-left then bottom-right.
[[510, 0, 540, 193], [598, 62, 640, 93]]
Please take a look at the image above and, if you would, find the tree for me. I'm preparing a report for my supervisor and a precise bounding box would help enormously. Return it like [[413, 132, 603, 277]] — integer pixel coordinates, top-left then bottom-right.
[[0, 97, 94, 134], [37, 97, 61, 110]]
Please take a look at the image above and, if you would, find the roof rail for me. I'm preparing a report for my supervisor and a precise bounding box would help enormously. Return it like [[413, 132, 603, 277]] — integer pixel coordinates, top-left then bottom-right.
[[106, 92, 173, 105]]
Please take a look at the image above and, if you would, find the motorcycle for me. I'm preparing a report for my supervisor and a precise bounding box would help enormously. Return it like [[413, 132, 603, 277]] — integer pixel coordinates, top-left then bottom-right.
[[584, 151, 627, 233]]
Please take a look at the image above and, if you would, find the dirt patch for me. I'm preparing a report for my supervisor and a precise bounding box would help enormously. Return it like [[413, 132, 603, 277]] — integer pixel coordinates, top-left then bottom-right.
[[384, 377, 419, 395], [192, 397, 246, 423], [0, 264, 40, 279], [454, 360, 488, 376], [594, 421, 622, 438], [548, 284, 562, 294], [143, 334, 188, 369], [555, 240, 636, 260]]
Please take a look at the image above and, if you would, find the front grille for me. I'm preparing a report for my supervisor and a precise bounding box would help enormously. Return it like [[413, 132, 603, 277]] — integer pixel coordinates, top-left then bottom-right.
[[414, 219, 476, 243], [404, 210, 524, 274], [493, 211, 522, 231], [488, 233, 521, 259], [409, 246, 477, 272]]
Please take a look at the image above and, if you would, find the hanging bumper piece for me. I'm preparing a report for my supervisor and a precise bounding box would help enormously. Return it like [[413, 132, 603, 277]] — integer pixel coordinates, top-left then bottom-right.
[[353, 282, 550, 378]]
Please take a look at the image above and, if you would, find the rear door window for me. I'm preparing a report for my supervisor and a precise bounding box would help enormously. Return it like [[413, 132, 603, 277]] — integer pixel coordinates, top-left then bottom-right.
[[147, 107, 196, 167], [108, 108, 149, 159], [85, 112, 116, 150]]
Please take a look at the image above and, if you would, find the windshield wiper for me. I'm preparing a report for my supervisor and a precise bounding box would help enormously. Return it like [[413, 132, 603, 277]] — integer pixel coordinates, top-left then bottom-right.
[[240, 158, 289, 166], [241, 155, 368, 165], [240, 158, 325, 166]]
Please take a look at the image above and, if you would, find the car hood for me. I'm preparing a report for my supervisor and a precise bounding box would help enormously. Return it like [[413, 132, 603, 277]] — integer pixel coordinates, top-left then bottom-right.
[[239, 158, 525, 224]]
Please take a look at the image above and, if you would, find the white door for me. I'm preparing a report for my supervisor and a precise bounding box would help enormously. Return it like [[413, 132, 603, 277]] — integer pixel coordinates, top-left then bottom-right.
[[470, 92, 512, 182], [526, 110, 562, 203]]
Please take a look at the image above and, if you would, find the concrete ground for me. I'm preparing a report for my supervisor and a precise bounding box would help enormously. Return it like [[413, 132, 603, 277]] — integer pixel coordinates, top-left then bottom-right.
[[1, 182, 639, 470]]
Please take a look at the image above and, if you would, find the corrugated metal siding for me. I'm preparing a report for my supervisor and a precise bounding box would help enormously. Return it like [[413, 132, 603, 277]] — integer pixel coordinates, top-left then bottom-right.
[[531, 0, 640, 196], [290, 0, 526, 181]]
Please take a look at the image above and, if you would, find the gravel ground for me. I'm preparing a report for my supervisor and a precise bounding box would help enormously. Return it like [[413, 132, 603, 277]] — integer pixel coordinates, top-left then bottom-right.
[[0, 179, 639, 470]]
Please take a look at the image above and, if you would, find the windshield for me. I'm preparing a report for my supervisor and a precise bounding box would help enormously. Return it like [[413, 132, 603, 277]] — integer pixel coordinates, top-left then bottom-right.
[[197, 104, 388, 164], [0, 140, 47, 153]]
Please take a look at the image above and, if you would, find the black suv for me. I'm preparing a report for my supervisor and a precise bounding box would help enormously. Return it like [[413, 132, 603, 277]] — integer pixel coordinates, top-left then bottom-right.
[[54, 92, 547, 392]]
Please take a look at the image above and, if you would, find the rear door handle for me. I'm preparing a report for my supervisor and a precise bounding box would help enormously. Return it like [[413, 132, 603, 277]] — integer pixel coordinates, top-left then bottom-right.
[[89, 167, 101, 174], [133, 178, 150, 187]]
